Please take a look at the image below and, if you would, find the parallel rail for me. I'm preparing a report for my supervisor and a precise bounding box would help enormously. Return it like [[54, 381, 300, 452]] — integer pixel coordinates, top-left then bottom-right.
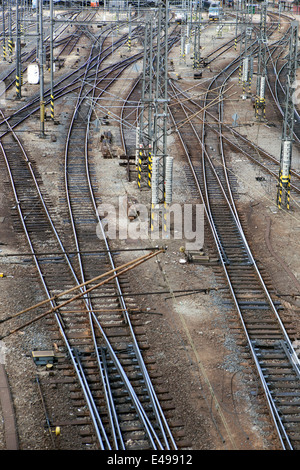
[[167, 14, 300, 450], [0, 21, 180, 450]]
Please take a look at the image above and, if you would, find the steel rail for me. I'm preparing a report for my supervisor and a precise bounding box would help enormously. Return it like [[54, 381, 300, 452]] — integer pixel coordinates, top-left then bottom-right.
[[168, 15, 299, 449], [0, 43, 115, 448], [63, 29, 178, 449], [58, 32, 168, 450], [0, 26, 139, 447], [165, 20, 300, 191], [99, 346, 125, 449], [63, 38, 131, 450], [209, 44, 299, 451], [0, 27, 167, 449], [89, 24, 182, 451], [0, 20, 144, 134], [172, 93, 300, 194], [171, 18, 278, 257], [167, 53, 300, 196], [170, 72, 293, 453], [0, 9, 85, 93], [0, 136, 111, 450], [0, 13, 177, 452]]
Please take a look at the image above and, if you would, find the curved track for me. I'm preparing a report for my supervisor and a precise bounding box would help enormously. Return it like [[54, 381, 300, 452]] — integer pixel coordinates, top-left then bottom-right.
[[1, 4, 300, 451], [0, 17, 181, 450], [166, 13, 300, 450]]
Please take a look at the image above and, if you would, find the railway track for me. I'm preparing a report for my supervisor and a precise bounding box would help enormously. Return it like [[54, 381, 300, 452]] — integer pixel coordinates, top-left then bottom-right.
[[169, 93, 300, 200], [0, 17, 186, 450], [168, 16, 300, 203], [166, 13, 300, 450], [0, 4, 299, 451], [0, 9, 83, 91], [61, 41, 179, 450], [0, 17, 148, 134]]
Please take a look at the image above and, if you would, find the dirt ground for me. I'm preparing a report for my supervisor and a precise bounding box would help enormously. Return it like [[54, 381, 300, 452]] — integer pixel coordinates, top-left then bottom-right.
[[0, 7, 299, 452]]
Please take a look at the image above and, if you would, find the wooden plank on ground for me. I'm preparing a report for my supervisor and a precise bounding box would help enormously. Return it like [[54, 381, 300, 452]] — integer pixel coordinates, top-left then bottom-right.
[[0, 363, 19, 449]]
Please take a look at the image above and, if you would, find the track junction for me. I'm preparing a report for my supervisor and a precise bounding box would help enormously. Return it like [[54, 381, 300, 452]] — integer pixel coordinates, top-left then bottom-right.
[[0, 0, 299, 452]]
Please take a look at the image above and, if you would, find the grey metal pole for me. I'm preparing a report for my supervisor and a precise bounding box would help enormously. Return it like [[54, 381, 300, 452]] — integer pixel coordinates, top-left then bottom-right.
[[16, 0, 21, 99], [128, 4, 131, 51], [39, 0, 45, 137], [8, 0, 13, 62], [152, 0, 169, 205], [50, 0, 54, 119], [193, 8, 201, 70], [2, 0, 6, 61], [277, 21, 299, 210], [148, 16, 153, 148], [36, 0, 39, 61]]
